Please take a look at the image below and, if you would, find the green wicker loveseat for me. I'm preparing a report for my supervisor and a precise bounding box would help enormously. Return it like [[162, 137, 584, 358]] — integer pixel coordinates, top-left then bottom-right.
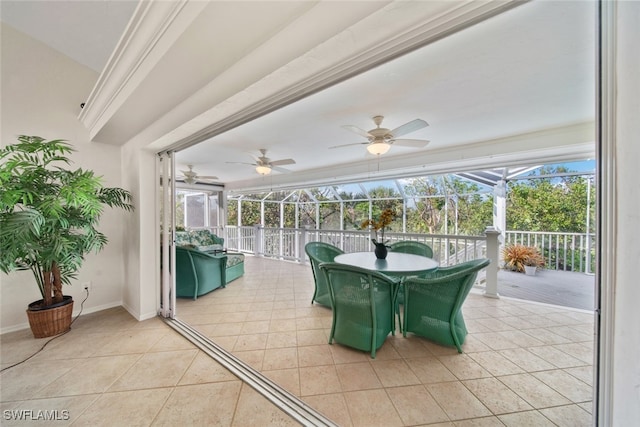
[[174, 230, 245, 298], [175, 246, 228, 299]]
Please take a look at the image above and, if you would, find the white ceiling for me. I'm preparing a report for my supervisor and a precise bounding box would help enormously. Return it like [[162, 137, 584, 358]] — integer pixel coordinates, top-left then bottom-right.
[[175, 0, 595, 190], [0, 0, 139, 72], [2, 0, 596, 192]]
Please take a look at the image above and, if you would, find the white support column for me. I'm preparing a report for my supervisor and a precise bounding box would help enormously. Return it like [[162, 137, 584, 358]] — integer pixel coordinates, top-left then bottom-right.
[[254, 224, 263, 257], [494, 179, 507, 241], [299, 227, 308, 264], [219, 192, 227, 241], [484, 227, 502, 299]]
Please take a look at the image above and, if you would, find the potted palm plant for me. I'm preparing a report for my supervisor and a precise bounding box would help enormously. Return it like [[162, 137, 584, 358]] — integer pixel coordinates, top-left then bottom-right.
[[0, 136, 134, 338]]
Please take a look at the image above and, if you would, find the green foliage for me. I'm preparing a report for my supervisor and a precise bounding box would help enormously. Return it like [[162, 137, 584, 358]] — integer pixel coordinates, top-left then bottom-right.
[[227, 201, 238, 225], [343, 200, 367, 230], [404, 176, 492, 235], [221, 166, 591, 240], [507, 167, 594, 233], [240, 201, 261, 225], [0, 136, 134, 307], [263, 202, 280, 227]]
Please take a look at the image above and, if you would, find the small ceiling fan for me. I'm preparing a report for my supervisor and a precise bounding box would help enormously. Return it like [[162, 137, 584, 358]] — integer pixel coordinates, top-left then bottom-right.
[[176, 165, 218, 184], [227, 149, 296, 175], [331, 115, 430, 155]]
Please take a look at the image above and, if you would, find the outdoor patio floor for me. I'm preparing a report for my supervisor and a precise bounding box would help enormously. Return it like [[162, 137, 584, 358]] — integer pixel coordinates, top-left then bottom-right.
[[495, 269, 595, 311], [0, 256, 595, 426]]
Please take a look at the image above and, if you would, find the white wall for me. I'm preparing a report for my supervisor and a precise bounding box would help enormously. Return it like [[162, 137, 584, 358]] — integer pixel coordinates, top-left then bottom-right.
[[120, 142, 158, 321], [0, 24, 129, 332]]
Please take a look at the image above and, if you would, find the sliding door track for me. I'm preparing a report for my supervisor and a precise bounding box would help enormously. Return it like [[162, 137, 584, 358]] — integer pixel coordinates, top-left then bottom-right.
[[163, 317, 339, 427]]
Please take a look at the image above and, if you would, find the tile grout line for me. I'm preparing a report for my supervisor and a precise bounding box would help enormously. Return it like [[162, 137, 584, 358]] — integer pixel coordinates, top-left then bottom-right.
[[163, 317, 339, 427]]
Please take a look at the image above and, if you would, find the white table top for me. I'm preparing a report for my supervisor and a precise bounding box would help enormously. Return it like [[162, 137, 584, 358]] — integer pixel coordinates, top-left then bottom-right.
[[334, 252, 438, 276]]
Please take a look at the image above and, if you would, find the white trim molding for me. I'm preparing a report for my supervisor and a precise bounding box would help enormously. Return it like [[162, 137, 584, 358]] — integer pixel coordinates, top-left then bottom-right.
[[78, 0, 207, 142], [597, 0, 616, 425]]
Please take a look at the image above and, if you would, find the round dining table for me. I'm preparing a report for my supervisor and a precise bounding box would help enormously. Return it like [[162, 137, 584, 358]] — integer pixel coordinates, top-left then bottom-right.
[[334, 251, 438, 277]]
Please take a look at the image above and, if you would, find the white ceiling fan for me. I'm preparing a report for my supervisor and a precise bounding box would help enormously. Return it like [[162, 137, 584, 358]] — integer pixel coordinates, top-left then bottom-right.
[[176, 165, 218, 184], [331, 115, 430, 155], [227, 149, 296, 175]]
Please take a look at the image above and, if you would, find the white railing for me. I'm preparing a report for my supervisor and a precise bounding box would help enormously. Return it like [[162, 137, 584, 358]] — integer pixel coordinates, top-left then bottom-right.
[[191, 226, 593, 274], [223, 226, 489, 268], [193, 225, 502, 297], [505, 231, 595, 274], [185, 226, 593, 301]]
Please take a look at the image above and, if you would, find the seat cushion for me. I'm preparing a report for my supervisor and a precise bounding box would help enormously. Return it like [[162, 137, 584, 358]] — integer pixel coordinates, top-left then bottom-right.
[[190, 229, 224, 247], [226, 252, 245, 268]]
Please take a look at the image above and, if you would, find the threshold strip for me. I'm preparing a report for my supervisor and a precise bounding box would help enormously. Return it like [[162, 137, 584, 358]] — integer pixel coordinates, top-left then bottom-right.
[[163, 317, 339, 427]]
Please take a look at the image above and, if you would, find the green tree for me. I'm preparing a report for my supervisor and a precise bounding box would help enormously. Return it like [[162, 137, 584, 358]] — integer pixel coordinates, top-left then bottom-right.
[[506, 167, 593, 232], [403, 176, 491, 235], [339, 186, 368, 230], [445, 177, 493, 235], [283, 203, 296, 227], [227, 200, 238, 225], [0, 136, 133, 307], [240, 200, 261, 226], [404, 177, 449, 234], [367, 187, 403, 232], [263, 202, 281, 227]]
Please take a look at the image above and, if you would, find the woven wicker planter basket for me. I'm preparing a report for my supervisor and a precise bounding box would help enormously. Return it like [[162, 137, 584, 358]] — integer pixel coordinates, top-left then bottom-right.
[[26, 296, 74, 338]]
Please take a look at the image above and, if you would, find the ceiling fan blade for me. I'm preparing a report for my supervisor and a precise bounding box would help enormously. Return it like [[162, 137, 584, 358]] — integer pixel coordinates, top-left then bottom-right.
[[341, 125, 373, 138], [328, 142, 369, 149], [271, 166, 292, 173], [226, 161, 256, 166], [270, 158, 295, 166], [392, 138, 430, 147], [197, 175, 219, 180], [390, 119, 429, 137]]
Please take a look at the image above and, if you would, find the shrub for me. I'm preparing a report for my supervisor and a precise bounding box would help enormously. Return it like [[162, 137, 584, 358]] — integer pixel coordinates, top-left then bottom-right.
[[502, 244, 544, 273]]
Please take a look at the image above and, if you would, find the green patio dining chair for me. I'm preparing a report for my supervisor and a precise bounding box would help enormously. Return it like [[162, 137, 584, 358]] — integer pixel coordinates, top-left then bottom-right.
[[319, 262, 400, 358], [389, 241, 435, 305], [305, 242, 344, 307], [402, 258, 490, 353], [389, 241, 434, 259]]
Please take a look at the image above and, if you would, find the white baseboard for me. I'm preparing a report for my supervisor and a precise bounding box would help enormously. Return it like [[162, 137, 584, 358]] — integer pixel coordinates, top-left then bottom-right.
[[1, 300, 124, 335]]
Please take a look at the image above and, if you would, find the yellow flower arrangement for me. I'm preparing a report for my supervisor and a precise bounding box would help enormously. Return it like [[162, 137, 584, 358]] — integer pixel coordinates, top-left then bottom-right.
[[361, 208, 395, 246]]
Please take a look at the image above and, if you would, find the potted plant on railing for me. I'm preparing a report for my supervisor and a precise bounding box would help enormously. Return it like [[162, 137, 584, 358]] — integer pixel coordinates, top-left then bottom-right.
[[502, 243, 544, 275], [361, 208, 395, 259], [0, 136, 134, 338]]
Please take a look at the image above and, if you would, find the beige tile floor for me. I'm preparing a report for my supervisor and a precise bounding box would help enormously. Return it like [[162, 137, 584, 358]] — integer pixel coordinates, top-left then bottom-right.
[[1, 256, 595, 426]]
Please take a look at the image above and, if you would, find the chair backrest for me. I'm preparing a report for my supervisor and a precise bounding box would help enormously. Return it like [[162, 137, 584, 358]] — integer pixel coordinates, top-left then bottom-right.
[[305, 242, 345, 306], [319, 262, 398, 356], [404, 258, 490, 313], [389, 241, 433, 258], [305, 241, 344, 263], [319, 262, 398, 300], [305, 241, 344, 279]]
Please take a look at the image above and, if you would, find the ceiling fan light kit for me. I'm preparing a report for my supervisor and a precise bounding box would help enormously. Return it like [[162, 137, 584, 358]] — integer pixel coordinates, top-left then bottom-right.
[[334, 115, 430, 156], [179, 165, 218, 184], [256, 165, 272, 175], [227, 149, 296, 175], [367, 141, 391, 155]]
